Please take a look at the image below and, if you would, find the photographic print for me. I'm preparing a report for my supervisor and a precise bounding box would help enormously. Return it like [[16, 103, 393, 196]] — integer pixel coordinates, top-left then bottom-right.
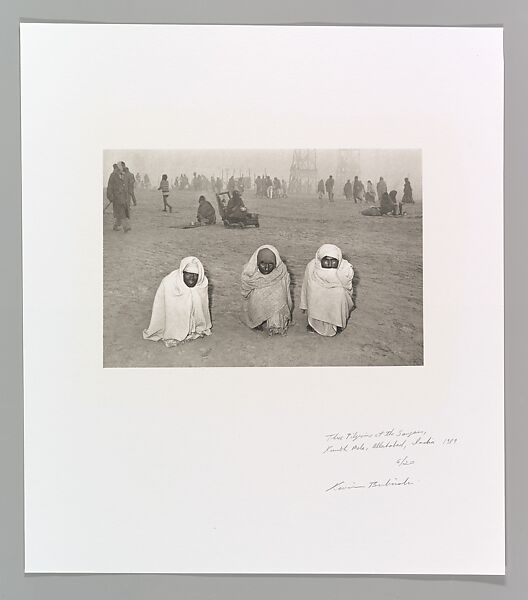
[[103, 148, 423, 368], [22, 24, 503, 574]]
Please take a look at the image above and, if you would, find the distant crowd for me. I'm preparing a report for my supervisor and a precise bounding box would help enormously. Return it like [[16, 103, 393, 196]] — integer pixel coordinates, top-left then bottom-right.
[[317, 174, 415, 215], [106, 161, 417, 234], [254, 175, 288, 199]]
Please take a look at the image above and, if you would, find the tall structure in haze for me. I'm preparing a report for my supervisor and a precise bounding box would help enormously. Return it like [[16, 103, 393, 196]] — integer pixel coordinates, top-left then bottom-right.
[[288, 149, 318, 194], [336, 149, 361, 190]]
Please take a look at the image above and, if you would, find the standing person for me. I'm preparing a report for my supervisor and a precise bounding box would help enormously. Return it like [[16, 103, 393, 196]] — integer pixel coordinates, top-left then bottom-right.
[[143, 174, 151, 189], [300, 244, 354, 336], [353, 176, 364, 203], [402, 177, 414, 203], [281, 179, 288, 198], [376, 176, 387, 203], [317, 178, 325, 199], [106, 162, 131, 233], [273, 177, 281, 199], [343, 179, 353, 201], [325, 175, 335, 202], [365, 180, 376, 204], [266, 175, 273, 199], [255, 175, 263, 197], [121, 161, 136, 206], [157, 174, 173, 213]]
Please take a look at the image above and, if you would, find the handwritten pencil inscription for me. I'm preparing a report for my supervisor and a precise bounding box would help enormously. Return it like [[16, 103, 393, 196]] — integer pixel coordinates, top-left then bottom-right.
[[323, 428, 459, 493]]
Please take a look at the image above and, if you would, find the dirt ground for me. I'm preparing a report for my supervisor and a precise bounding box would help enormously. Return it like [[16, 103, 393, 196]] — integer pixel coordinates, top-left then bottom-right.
[[103, 188, 423, 368]]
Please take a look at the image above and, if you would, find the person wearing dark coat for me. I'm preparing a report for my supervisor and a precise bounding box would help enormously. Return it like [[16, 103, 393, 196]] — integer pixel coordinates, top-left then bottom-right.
[[107, 163, 131, 232], [196, 196, 216, 225], [226, 189, 247, 218], [402, 177, 414, 203], [389, 190, 399, 215], [376, 177, 387, 202], [121, 162, 136, 206], [380, 191, 395, 216], [343, 179, 353, 201], [325, 175, 335, 202], [353, 176, 364, 203]]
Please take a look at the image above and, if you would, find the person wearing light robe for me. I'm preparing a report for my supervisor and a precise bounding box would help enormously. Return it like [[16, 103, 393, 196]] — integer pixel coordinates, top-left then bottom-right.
[[143, 257, 212, 347], [300, 244, 354, 337], [241, 245, 292, 335]]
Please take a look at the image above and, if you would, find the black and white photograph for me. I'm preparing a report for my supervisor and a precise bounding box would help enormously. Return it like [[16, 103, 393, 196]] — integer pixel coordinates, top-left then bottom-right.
[[21, 23, 504, 576], [103, 148, 423, 368]]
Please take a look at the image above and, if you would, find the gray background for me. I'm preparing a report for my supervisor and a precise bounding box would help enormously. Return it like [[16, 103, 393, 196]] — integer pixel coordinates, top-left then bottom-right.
[[0, 0, 525, 598]]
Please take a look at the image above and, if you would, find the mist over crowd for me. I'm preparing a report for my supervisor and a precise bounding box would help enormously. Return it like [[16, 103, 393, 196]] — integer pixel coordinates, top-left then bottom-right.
[[103, 149, 422, 200]]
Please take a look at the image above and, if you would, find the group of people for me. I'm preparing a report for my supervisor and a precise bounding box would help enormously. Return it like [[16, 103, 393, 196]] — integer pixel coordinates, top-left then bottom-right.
[[227, 174, 251, 194], [133, 171, 240, 194], [343, 176, 377, 203], [317, 175, 414, 206], [135, 172, 151, 189], [361, 177, 414, 217], [317, 176, 335, 200], [156, 174, 218, 224], [254, 175, 288, 199], [142, 243, 355, 346]]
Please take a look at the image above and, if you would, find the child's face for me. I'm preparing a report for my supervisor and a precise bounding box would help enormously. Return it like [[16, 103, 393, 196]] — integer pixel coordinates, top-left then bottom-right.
[[321, 256, 339, 269], [183, 271, 199, 288]]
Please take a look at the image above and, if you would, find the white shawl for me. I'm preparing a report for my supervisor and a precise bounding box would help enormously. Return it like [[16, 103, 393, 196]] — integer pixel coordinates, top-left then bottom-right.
[[300, 244, 354, 332], [143, 256, 212, 343]]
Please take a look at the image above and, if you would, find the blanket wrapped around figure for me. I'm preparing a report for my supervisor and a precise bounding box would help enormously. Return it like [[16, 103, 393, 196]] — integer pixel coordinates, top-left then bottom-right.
[[241, 245, 292, 333], [143, 256, 212, 345], [300, 244, 354, 336]]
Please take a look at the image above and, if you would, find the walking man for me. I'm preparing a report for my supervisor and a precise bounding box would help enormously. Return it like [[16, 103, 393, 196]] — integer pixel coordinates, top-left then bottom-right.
[[325, 175, 335, 202], [107, 162, 131, 232], [121, 161, 136, 206]]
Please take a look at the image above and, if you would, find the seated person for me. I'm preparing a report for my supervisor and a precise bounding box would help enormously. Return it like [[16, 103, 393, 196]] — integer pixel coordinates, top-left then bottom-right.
[[241, 245, 292, 335], [143, 257, 212, 347], [196, 195, 216, 225], [389, 189, 403, 215], [225, 189, 247, 218], [380, 191, 395, 215], [300, 244, 354, 337], [361, 206, 382, 216]]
